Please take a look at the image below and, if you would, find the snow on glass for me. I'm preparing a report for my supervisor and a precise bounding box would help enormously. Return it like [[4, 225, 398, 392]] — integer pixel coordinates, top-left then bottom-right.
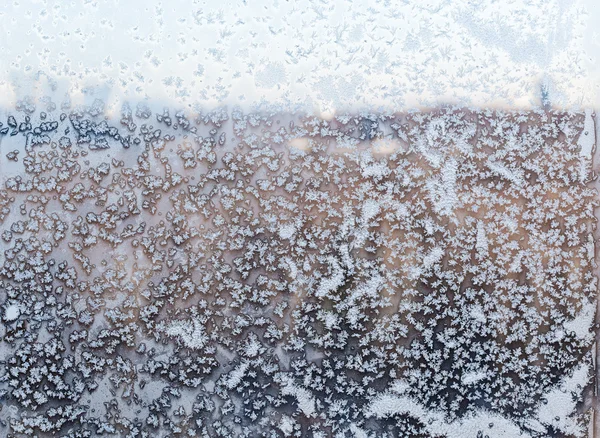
[[0, 101, 597, 437]]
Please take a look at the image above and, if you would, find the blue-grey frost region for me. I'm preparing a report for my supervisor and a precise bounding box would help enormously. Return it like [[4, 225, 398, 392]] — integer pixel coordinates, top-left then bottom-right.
[[0, 101, 596, 437]]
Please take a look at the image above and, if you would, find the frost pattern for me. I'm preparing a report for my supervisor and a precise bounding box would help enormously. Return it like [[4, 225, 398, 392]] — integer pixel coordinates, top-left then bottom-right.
[[0, 103, 596, 437]]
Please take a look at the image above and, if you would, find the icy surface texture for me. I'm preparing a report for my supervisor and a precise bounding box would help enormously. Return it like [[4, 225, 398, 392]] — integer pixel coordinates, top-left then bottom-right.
[[0, 0, 598, 111], [0, 103, 596, 437]]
